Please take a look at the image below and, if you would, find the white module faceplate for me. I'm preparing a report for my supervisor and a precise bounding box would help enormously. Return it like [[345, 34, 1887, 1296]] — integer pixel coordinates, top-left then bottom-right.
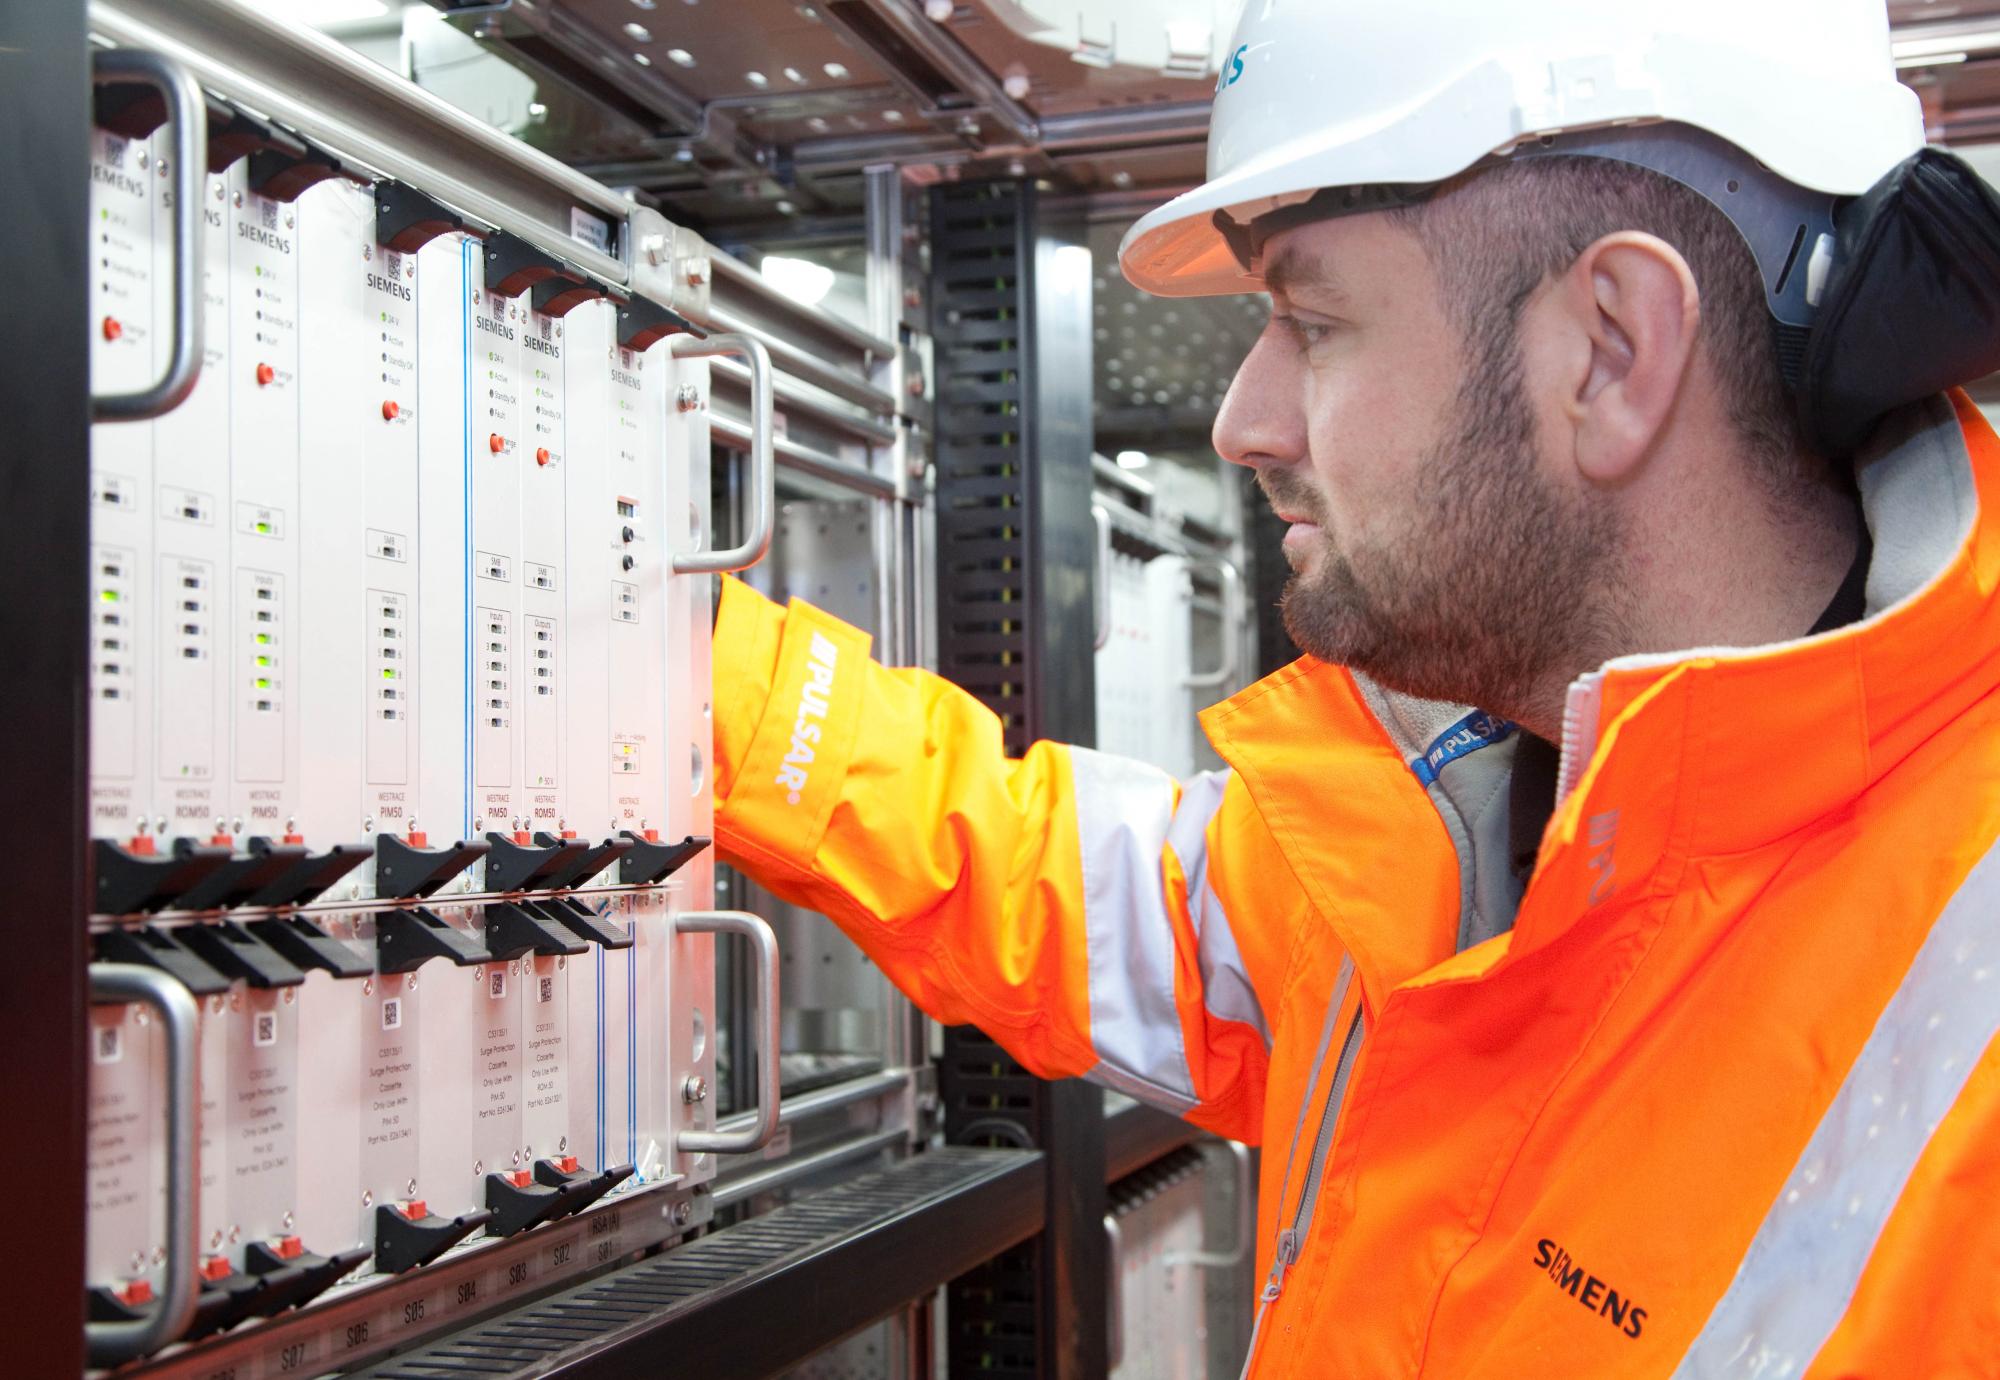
[[86, 114, 724, 1370]]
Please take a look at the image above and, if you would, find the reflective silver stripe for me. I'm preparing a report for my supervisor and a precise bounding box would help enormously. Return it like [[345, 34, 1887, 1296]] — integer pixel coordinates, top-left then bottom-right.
[[1673, 835, 2000, 1378], [1069, 746, 1197, 1112], [1168, 769, 1272, 1048]]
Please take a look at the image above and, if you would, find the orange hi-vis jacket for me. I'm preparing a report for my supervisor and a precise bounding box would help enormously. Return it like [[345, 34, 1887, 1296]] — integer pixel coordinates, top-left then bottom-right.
[[712, 393, 2000, 1377]]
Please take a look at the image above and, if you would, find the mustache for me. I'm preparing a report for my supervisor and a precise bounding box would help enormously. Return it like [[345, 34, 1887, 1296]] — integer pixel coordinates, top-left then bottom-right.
[[1257, 468, 1329, 526]]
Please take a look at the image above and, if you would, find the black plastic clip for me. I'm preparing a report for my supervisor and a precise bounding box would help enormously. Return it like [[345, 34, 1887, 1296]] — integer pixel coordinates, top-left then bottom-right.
[[484, 900, 587, 961], [245, 914, 374, 979], [173, 839, 306, 913], [93, 925, 231, 996], [374, 833, 490, 900], [241, 1240, 370, 1316], [616, 296, 698, 352], [375, 907, 493, 974], [484, 230, 587, 302], [535, 832, 634, 891], [239, 838, 367, 909], [374, 1202, 493, 1275], [483, 831, 588, 894], [376, 178, 473, 253], [94, 837, 232, 916], [175, 920, 305, 989], [538, 895, 634, 951], [618, 832, 710, 885], [183, 1263, 268, 1341], [484, 1170, 586, 1237], [535, 1158, 637, 1219]]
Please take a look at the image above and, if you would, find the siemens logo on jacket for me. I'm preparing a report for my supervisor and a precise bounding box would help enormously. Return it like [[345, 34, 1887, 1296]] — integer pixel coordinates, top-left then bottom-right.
[[775, 632, 840, 803]]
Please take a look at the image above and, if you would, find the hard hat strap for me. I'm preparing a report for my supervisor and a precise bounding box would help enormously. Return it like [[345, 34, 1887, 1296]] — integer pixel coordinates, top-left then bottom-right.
[[1217, 121, 1839, 381]]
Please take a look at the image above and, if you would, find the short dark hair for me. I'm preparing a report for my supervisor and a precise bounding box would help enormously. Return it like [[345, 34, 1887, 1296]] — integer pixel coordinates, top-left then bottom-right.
[[1395, 157, 1811, 491]]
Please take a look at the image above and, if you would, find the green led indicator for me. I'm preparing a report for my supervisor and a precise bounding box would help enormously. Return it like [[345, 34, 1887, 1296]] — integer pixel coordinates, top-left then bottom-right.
[[254, 633, 270, 645], [255, 655, 271, 668], [382, 668, 397, 680], [254, 677, 271, 690], [99, 589, 120, 603], [255, 521, 271, 534]]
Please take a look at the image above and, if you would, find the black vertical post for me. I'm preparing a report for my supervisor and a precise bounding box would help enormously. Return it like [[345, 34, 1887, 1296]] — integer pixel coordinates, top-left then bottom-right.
[[0, 0, 92, 1373], [930, 180, 1107, 1379]]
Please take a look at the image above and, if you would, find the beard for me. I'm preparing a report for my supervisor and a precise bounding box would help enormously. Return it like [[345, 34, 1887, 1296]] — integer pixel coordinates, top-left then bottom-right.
[[1264, 339, 1624, 719]]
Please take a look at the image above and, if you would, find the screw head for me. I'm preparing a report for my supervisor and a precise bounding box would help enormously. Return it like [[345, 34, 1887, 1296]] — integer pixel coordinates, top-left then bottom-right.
[[685, 257, 709, 287], [671, 1200, 693, 1227], [362, 1190, 373, 1208], [406, 1178, 418, 1197], [682, 1074, 708, 1104], [473, 1159, 483, 1176]]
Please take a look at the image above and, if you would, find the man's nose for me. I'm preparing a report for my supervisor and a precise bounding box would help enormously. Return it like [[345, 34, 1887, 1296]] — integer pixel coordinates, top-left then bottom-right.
[[1213, 321, 1308, 474]]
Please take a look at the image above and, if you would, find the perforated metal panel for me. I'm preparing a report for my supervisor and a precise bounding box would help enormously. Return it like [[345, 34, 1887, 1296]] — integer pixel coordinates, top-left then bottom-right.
[[929, 178, 1109, 1380], [353, 1148, 1040, 1379]]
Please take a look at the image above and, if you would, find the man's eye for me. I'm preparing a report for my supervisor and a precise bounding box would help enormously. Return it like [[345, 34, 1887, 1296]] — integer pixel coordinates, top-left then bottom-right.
[[1273, 315, 1334, 351]]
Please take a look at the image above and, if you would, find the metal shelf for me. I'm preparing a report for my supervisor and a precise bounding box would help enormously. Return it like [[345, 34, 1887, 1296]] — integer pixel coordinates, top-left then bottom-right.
[[352, 1147, 1044, 1380]]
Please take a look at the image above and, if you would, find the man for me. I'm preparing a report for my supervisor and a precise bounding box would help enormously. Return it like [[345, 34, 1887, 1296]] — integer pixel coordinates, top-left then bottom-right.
[[712, 1, 2000, 1373]]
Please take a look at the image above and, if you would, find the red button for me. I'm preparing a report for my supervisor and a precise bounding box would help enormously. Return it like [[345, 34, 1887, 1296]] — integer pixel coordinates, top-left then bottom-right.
[[507, 1170, 533, 1188], [255, 363, 274, 387], [282, 833, 304, 846], [642, 828, 660, 843], [381, 400, 400, 422], [401, 1200, 428, 1222], [407, 830, 428, 849], [199, 1255, 232, 1283], [489, 433, 505, 454], [127, 834, 156, 857], [210, 833, 234, 849], [101, 317, 123, 343], [559, 830, 577, 840], [512, 830, 531, 845], [535, 447, 550, 467], [117, 1279, 154, 1307], [556, 1155, 578, 1175], [274, 1235, 304, 1260]]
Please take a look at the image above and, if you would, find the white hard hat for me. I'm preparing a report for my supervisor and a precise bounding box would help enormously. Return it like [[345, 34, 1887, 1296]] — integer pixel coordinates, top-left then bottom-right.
[[1119, 0, 1927, 308]]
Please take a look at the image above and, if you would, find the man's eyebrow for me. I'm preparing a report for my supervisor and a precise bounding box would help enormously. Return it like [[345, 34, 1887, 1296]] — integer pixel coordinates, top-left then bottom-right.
[[1262, 250, 1347, 306]]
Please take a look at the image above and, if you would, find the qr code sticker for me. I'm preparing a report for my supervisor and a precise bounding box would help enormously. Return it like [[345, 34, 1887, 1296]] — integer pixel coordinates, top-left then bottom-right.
[[381, 997, 402, 1031], [538, 976, 554, 1004], [489, 969, 507, 1000], [94, 1025, 123, 1065], [252, 1011, 278, 1048]]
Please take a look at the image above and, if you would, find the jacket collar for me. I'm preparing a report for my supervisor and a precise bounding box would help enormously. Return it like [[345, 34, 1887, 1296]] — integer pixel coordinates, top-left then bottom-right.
[[1511, 392, 2000, 959], [1202, 392, 2000, 987]]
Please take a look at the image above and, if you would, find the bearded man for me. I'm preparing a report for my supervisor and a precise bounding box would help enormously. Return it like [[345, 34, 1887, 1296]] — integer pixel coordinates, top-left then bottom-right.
[[706, 2, 2000, 1372]]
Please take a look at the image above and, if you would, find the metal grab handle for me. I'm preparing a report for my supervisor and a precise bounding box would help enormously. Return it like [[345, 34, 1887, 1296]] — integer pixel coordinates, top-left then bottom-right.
[[1165, 1140, 1254, 1270], [1104, 1211, 1126, 1372], [674, 910, 781, 1153], [86, 964, 200, 1366], [1183, 557, 1243, 691], [91, 49, 206, 423], [1092, 504, 1113, 652], [671, 333, 774, 574]]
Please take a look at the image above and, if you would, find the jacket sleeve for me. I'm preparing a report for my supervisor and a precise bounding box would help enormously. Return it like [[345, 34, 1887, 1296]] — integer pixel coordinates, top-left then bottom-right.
[[711, 576, 1282, 1142]]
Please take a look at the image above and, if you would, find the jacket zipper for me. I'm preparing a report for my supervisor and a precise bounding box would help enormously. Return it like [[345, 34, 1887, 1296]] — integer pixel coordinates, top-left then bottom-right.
[[1239, 990, 1367, 1378], [1556, 670, 1606, 805]]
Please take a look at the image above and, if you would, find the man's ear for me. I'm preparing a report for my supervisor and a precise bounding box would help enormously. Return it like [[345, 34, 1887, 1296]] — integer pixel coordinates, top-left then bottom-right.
[[1560, 232, 1701, 486]]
